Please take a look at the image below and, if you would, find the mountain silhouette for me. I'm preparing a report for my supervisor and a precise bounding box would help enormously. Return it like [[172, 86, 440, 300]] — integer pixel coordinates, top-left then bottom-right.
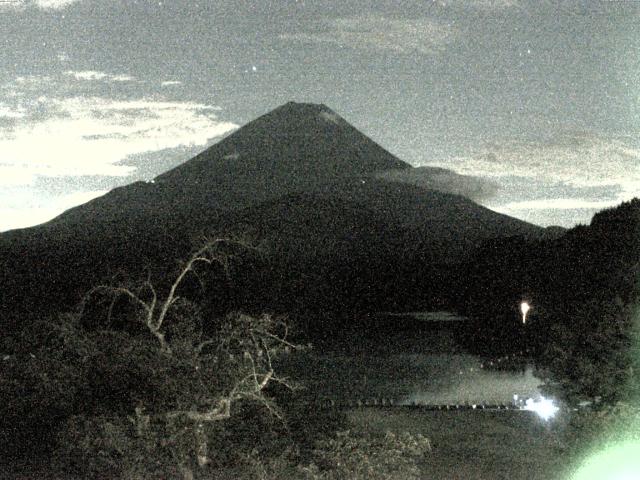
[[0, 102, 552, 338], [157, 101, 409, 188]]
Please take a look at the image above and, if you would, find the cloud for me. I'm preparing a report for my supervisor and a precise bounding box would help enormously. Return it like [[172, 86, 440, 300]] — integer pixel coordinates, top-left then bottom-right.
[[429, 131, 640, 203], [12, 74, 52, 88], [0, 0, 80, 10], [399, 355, 542, 406], [0, 104, 26, 119], [0, 189, 107, 232], [420, 131, 640, 226], [488, 196, 626, 228], [64, 70, 136, 82], [161, 80, 183, 87], [492, 197, 622, 212], [411, 131, 640, 228], [0, 72, 238, 230], [458, 0, 520, 9], [280, 15, 456, 55], [0, 95, 237, 186], [376, 166, 499, 201], [34, 0, 79, 8], [489, 202, 614, 228]]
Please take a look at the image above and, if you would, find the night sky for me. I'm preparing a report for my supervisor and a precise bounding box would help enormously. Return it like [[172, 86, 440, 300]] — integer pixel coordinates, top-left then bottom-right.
[[1, 0, 638, 231]]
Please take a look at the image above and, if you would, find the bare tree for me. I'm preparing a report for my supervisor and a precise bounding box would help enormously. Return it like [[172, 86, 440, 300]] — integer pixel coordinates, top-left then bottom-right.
[[77, 238, 301, 479], [80, 237, 244, 353]]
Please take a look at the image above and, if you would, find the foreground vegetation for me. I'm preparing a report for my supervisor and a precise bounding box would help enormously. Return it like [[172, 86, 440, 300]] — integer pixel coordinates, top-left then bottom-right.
[[0, 239, 433, 479], [348, 408, 569, 480]]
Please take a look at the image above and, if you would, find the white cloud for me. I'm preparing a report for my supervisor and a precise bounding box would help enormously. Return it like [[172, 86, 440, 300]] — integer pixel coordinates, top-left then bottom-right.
[[0, 71, 238, 191], [0, 0, 80, 10], [491, 198, 621, 212], [281, 15, 456, 55], [487, 198, 618, 227], [64, 70, 136, 82], [319, 110, 345, 126], [376, 166, 499, 201], [0, 166, 34, 186], [428, 131, 640, 205], [14, 75, 51, 86], [161, 80, 183, 87], [459, 0, 520, 9], [65, 70, 108, 81], [0, 104, 25, 119], [111, 74, 135, 82], [486, 198, 620, 227], [0, 95, 237, 186], [35, 0, 79, 8], [0, 189, 107, 232], [419, 130, 640, 226], [0, 0, 24, 10], [0, 72, 238, 229]]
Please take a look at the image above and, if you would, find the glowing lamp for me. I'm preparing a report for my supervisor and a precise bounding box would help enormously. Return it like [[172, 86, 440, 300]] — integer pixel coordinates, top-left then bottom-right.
[[523, 396, 558, 421], [520, 301, 531, 324]]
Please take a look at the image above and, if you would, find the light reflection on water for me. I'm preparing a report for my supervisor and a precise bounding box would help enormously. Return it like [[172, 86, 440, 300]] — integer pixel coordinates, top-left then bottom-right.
[[279, 317, 545, 405], [400, 359, 542, 406], [279, 352, 543, 406]]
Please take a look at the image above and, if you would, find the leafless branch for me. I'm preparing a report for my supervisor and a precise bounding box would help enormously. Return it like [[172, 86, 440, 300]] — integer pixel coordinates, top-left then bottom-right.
[[254, 329, 299, 350], [154, 238, 251, 332], [81, 285, 152, 319], [166, 368, 276, 424]]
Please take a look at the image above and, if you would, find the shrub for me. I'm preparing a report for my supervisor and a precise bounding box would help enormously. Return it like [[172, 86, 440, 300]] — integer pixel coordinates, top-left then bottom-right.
[[299, 430, 432, 480]]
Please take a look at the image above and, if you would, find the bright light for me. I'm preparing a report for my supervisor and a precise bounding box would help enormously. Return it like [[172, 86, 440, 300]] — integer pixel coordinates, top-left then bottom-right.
[[520, 301, 531, 324], [571, 442, 640, 480], [523, 396, 558, 421]]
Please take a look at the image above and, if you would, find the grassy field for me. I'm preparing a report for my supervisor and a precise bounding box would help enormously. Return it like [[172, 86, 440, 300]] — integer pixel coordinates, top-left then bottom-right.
[[346, 407, 574, 480]]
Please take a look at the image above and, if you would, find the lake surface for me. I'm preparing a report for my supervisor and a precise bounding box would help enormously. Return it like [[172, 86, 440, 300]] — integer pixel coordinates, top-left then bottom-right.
[[279, 315, 544, 406], [280, 352, 543, 405]]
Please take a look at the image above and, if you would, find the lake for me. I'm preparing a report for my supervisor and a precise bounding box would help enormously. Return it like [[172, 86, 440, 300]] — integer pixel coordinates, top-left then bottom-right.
[[279, 313, 545, 407]]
